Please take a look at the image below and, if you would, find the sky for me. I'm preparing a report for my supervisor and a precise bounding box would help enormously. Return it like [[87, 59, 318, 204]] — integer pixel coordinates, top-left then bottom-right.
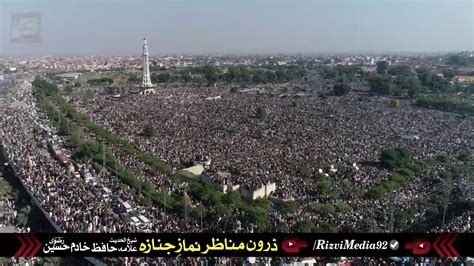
[[0, 0, 473, 56]]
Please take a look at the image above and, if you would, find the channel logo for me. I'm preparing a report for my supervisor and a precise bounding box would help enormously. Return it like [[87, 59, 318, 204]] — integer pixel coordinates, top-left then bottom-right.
[[404, 238, 431, 255], [281, 237, 308, 254]]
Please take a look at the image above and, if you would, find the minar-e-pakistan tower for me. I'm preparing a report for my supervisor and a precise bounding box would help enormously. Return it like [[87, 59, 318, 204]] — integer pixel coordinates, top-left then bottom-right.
[[141, 38, 153, 88]]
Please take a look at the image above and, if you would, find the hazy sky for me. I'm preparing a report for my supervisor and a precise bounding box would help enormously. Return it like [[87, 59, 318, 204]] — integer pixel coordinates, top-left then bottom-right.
[[0, 0, 473, 56]]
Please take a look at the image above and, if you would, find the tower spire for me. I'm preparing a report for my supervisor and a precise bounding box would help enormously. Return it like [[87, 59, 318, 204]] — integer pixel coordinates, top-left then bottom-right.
[[142, 37, 153, 88]]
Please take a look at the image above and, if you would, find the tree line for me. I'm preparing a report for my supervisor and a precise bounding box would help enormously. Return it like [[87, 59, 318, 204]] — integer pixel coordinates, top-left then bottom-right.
[[145, 65, 307, 85]]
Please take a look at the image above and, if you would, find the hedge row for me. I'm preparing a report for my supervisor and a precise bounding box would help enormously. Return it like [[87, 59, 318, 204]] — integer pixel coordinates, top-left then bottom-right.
[[366, 161, 425, 200]]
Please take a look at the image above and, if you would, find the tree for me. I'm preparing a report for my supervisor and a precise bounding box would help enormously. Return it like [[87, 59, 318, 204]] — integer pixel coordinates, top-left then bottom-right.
[[395, 76, 422, 94], [457, 152, 472, 162], [276, 70, 290, 82], [128, 75, 140, 83], [446, 54, 474, 66], [308, 203, 335, 214], [63, 85, 73, 95], [141, 196, 152, 207], [356, 217, 379, 232], [394, 208, 417, 229], [366, 186, 387, 199], [264, 71, 277, 83], [203, 67, 219, 84], [376, 61, 389, 75], [252, 71, 267, 83], [429, 74, 451, 92], [408, 87, 420, 98], [389, 99, 400, 108], [155, 72, 171, 83], [442, 69, 456, 79], [275, 222, 290, 233], [142, 123, 155, 137], [388, 65, 413, 76], [314, 174, 333, 195], [85, 89, 95, 101], [182, 73, 192, 84], [380, 147, 411, 170], [334, 202, 351, 212], [106, 86, 119, 95], [256, 106, 267, 119], [16, 205, 31, 227], [88, 78, 113, 86], [315, 222, 338, 233], [254, 198, 272, 213], [222, 190, 241, 206], [296, 219, 315, 233], [436, 154, 450, 163], [416, 68, 432, 87], [368, 76, 393, 95], [333, 83, 351, 96], [239, 206, 269, 231], [281, 200, 298, 215]]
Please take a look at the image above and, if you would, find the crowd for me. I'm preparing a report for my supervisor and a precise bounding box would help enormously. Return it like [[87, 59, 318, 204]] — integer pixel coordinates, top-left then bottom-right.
[[0, 184, 17, 231], [79, 86, 470, 194], [0, 77, 472, 265], [1, 81, 130, 233], [74, 84, 472, 231], [0, 80, 213, 265], [431, 212, 473, 233]]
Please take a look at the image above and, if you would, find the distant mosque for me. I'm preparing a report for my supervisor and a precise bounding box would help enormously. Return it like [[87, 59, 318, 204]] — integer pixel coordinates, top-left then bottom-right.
[[140, 38, 155, 95]]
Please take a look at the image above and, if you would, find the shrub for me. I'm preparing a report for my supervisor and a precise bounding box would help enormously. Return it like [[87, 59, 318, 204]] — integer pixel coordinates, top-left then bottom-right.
[[436, 155, 450, 163], [389, 99, 400, 108], [391, 173, 407, 185], [380, 147, 411, 170], [256, 106, 267, 119], [457, 152, 472, 162], [308, 203, 336, 214], [366, 186, 387, 199], [281, 200, 298, 214], [334, 203, 351, 212], [142, 124, 155, 137], [382, 180, 399, 191], [439, 171, 452, 180], [296, 220, 315, 233], [333, 83, 351, 96], [407, 163, 423, 174], [398, 168, 415, 177]]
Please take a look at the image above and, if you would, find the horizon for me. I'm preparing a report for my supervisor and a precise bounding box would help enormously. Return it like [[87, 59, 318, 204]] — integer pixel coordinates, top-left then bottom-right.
[[1, 49, 473, 59], [0, 0, 473, 56]]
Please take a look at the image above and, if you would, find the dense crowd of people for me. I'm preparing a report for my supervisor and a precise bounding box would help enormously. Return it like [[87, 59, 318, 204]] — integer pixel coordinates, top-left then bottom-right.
[[74, 84, 472, 232], [1, 76, 472, 265], [431, 212, 472, 233], [0, 80, 217, 265]]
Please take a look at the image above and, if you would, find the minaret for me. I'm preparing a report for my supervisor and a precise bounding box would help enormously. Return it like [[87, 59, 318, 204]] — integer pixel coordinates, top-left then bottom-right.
[[142, 38, 153, 88]]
